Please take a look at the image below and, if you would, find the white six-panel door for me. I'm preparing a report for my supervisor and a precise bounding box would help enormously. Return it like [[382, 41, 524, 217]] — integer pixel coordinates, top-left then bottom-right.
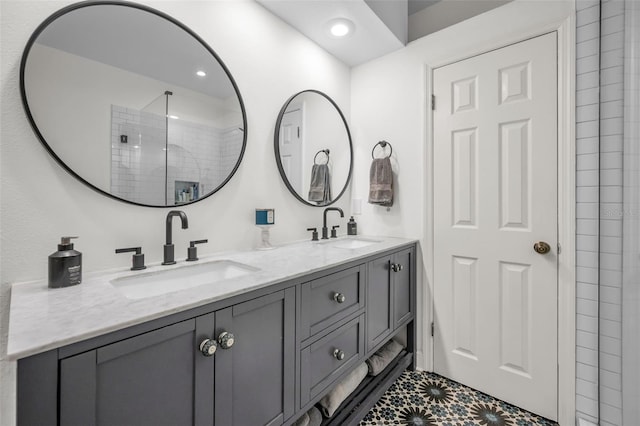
[[433, 32, 558, 420]]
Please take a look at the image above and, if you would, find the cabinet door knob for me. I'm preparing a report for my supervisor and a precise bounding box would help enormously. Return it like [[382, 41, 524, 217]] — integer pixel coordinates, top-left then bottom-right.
[[391, 263, 403, 272], [199, 338, 217, 357], [333, 292, 346, 303], [333, 348, 345, 360], [218, 331, 235, 349]]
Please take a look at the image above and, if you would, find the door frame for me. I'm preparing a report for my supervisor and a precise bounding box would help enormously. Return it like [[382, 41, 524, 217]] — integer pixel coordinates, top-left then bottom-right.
[[423, 17, 575, 426]]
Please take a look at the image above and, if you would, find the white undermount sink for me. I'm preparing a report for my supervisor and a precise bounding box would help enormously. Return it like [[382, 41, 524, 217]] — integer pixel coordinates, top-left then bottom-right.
[[110, 260, 259, 300], [328, 237, 382, 250]]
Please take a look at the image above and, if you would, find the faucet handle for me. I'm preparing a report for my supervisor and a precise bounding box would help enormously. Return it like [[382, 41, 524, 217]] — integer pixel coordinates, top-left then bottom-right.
[[187, 239, 208, 262], [115, 247, 146, 271], [306, 228, 319, 241], [331, 225, 340, 238]]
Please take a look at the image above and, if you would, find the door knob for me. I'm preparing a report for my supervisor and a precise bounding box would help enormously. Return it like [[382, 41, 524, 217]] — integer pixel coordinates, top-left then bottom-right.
[[218, 331, 235, 349], [533, 241, 551, 254], [199, 338, 217, 357]]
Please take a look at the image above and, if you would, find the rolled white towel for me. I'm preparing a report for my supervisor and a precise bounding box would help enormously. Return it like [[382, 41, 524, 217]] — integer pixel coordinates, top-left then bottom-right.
[[318, 363, 368, 418], [293, 411, 309, 426], [366, 339, 404, 376], [308, 406, 322, 426]]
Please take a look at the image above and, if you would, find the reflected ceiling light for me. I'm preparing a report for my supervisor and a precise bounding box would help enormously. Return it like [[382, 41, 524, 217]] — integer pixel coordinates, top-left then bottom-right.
[[168, 115, 179, 120], [327, 18, 354, 38], [196, 70, 206, 77]]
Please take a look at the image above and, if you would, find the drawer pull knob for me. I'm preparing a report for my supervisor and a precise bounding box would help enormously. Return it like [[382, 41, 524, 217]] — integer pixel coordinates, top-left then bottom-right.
[[333, 292, 346, 303], [218, 331, 235, 349], [333, 349, 345, 360], [199, 339, 217, 357]]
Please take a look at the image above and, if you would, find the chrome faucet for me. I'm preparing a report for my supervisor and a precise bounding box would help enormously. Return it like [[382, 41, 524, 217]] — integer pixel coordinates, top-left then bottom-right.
[[322, 207, 344, 239], [162, 210, 189, 265]]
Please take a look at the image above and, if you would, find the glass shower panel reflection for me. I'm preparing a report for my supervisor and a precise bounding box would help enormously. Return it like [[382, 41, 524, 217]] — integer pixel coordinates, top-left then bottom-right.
[[110, 91, 244, 205], [110, 93, 167, 206]]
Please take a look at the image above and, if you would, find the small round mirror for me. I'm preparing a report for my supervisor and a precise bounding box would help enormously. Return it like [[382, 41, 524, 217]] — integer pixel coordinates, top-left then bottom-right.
[[274, 90, 353, 207], [20, 1, 247, 207]]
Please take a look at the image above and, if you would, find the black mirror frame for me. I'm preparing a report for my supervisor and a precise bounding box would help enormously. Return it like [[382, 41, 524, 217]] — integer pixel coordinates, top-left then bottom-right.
[[274, 89, 353, 207], [19, 0, 248, 208]]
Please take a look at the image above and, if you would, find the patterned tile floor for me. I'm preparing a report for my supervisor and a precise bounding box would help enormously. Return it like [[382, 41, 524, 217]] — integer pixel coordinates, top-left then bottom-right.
[[360, 371, 558, 426]]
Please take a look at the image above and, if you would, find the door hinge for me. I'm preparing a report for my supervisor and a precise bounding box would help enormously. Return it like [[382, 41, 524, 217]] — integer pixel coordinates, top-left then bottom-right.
[[297, 127, 300, 138], [431, 95, 436, 110], [431, 322, 434, 337], [557, 242, 562, 254]]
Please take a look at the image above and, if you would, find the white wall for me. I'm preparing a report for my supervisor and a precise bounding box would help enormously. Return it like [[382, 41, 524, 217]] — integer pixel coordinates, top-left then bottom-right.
[[350, 0, 573, 412], [299, 94, 351, 203], [0, 1, 351, 424], [408, 0, 513, 41]]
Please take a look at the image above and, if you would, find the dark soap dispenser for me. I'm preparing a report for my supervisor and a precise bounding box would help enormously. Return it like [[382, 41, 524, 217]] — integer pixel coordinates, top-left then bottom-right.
[[49, 236, 82, 288], [347, 216, 358, 235]]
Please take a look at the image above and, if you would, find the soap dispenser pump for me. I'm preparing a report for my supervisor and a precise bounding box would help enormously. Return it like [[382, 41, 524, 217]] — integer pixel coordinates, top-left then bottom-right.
[[347, 216, 358, 235], [48, 236, 82, 288]]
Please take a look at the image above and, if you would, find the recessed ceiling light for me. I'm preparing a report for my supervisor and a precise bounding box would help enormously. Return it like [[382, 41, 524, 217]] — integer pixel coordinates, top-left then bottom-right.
[[327, 18, 354, 38], [196, 70, 206, 77]]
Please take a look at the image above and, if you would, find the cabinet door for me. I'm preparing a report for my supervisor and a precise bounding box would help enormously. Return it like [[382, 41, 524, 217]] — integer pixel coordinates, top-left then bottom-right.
[[215, 288, 295, 426], [392, 248, 413, 328], [367, 254, 393, 351], [60, 315, 215, 426]]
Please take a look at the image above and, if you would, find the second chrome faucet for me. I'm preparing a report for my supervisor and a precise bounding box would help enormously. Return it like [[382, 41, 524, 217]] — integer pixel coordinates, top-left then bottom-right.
[[163, 210, 189, 265]]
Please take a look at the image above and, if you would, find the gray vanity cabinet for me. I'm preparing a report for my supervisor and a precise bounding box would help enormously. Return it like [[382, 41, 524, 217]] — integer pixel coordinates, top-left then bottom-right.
[[57, 288, 295, 426], [59, 315, 216, 426], [366, 247, 413, 352], [17, 242, 416, 426], [214, 288, 295, 426]]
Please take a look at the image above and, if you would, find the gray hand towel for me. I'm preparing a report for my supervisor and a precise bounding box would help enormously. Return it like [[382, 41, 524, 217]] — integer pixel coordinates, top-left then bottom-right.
[[366, 339, 403, 376], [368, 157, 393, 206], [308, 164, 332, 204], [318, 362, 368, 418]]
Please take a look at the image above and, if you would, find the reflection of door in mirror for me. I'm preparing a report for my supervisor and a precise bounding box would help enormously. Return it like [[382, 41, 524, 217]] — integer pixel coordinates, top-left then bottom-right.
[[278, 107, 303, 195], [274, 90, 352, 207]]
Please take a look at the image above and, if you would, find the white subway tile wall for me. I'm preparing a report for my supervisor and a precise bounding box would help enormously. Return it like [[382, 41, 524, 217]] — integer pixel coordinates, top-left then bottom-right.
[[576, 1, 626, 423], [575, 1, 600, 423], [110, 105, 243, 205], [598, 1, 624, 425]]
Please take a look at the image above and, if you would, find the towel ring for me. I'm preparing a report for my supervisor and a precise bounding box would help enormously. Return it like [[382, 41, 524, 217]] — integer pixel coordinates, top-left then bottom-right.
[[314, 149, 330, 165], [371, 140, 393, 159]]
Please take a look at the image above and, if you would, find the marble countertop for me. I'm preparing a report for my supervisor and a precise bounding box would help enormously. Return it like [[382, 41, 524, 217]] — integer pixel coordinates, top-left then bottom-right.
[[7, 236, 416, 360]]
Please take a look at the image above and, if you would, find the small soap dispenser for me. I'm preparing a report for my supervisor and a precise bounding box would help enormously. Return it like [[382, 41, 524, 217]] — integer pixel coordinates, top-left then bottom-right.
[[347, 216, 358, 235], [48, 236, 82, 288]]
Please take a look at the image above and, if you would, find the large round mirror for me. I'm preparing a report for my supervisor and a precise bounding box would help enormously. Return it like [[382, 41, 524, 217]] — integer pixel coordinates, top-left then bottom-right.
[[20, 1, 247, 207], [274, 90, 353, 207]]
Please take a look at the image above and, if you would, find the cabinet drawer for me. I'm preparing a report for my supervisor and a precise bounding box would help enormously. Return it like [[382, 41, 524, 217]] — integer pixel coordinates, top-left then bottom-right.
[[299, 265, 365, 341], [300, 315, 365, 406]]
